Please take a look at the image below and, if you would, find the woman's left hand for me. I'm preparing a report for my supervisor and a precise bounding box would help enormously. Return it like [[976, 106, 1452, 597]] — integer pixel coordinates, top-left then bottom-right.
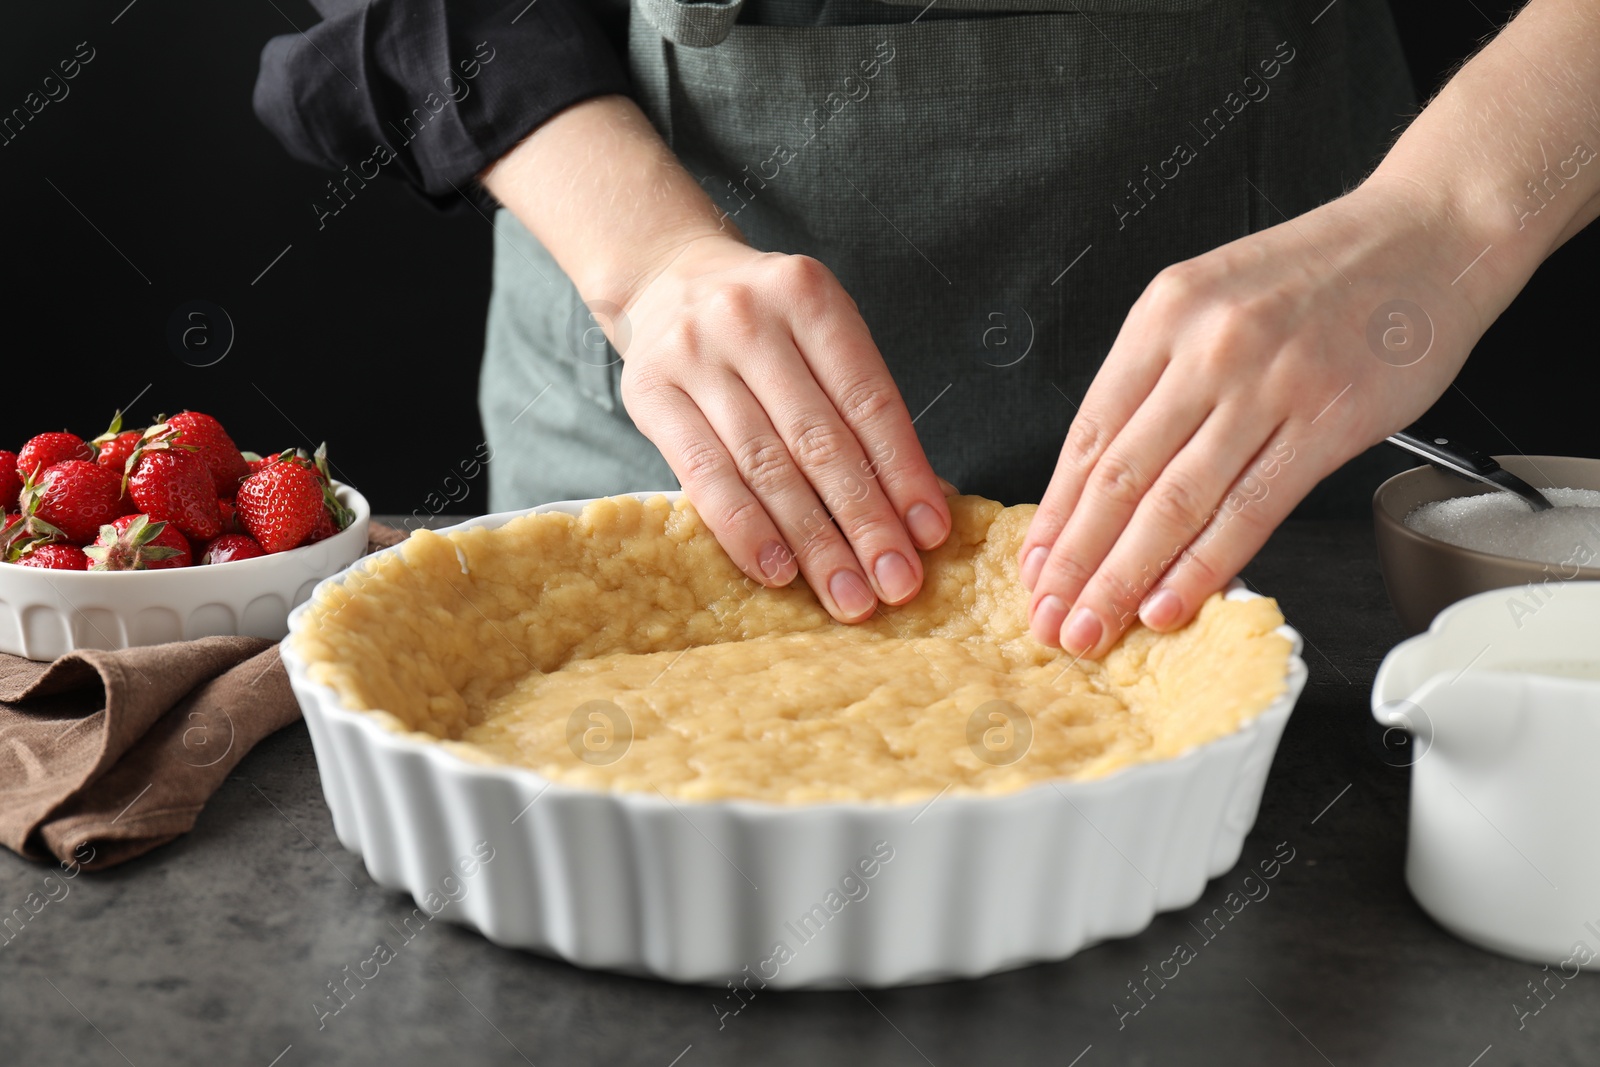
[[1019, 176, 1494, 655]]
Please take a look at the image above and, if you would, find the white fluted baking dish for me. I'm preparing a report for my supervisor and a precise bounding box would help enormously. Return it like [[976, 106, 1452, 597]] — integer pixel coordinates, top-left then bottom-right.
[[0, 485, 368, 660], [282, 493, 1307, 988]]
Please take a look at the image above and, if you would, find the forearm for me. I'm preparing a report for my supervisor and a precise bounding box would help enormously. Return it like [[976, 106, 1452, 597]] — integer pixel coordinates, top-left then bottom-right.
[[479, 94, 737, 311], [1365, 0, 1600, 324]]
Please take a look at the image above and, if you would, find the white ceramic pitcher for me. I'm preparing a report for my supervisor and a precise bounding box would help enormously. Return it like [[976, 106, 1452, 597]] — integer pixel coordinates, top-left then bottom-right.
[[1372, 580, 1600, 967]]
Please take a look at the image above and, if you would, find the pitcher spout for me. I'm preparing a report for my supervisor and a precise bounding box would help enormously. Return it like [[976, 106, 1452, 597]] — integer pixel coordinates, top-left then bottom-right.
[[1373, 669, 1526, 765]]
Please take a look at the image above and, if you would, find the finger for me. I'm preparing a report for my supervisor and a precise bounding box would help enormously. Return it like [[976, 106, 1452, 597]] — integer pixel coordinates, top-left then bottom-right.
[[1027, 373, 1210, 647], [1137, 433, 1308, 635], [1020, 328, 1172, 589], [692, 370, 884, 622], [936, 476, 960, 497], [1053, 408, 1276, 657], [644, 384, 801, 589], [742, 344, 928, 607], [779, 255, 951, 551]]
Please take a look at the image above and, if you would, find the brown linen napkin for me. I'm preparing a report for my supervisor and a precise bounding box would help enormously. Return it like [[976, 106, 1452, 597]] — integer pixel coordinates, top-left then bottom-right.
[[0, 522, 406, 870]]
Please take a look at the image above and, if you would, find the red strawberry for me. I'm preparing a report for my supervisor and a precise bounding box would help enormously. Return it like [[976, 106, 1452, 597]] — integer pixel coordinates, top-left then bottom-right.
[[126, 443, 221, 541], [307, 442, 353, 537], [0, 452, 20, 510], [90, 411, 145, 474], [85, 514, 191, 571], [244, 451, 279, 477], [97, 431, 144, 473], [235, 458, 325, 553], [21, 461, 132, 545], [13, 543, 89, 570], [303, 507, 339, 544], [200, 533, 266, 564], [17, 433, 93, 479], [164, 412, 250, 499]]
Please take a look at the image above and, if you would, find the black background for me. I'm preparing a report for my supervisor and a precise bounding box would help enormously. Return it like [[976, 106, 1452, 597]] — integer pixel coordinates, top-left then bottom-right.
[[1, 0, 1591, 517]]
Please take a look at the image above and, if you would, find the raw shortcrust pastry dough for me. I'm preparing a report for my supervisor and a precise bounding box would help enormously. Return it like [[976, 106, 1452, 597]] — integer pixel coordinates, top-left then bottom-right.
[[296, 495, 1290, 804]]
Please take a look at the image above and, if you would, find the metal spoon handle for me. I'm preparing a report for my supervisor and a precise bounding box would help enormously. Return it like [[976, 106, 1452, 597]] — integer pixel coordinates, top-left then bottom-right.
[[1385, 425, 1554, 512]]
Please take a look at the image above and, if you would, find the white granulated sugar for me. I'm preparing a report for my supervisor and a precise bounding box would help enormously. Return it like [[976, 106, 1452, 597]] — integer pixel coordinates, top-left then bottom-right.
[[1405, 487, 1600, 566]]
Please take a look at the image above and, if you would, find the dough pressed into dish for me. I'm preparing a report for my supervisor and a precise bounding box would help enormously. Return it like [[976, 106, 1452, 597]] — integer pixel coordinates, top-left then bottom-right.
[[295, 495, 1291, 804]]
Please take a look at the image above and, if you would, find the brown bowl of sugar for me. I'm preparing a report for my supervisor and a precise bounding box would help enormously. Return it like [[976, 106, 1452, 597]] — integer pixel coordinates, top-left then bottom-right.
[[1372, 455, 1600, 635]]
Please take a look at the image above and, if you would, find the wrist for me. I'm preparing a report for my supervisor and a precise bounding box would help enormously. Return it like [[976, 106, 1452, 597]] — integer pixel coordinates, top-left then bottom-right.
[[595, 225, 748, 322], [478, 93, 750, 325], [1354, 162, 1536, 333]]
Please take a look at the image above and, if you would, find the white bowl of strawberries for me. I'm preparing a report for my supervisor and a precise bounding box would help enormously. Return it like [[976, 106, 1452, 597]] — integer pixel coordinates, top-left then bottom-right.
[[0, 411, 369, 661]]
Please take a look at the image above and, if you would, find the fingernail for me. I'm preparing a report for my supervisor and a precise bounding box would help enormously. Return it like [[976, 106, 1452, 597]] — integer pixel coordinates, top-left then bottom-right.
[[1062, 607, 1103, 656], [906, 502, 947, 550], [829, 570, 876, 619], [758, 540, 795, 583], [1139, 588, 1182, 629], [1031, 594, 1068, 647], [873, 551, 918, 603], [1021, 546, 1049, 590]]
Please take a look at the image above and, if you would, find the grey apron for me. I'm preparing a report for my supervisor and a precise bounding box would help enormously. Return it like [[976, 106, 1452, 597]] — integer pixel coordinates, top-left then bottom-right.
[[480, 0, 1415, 512]]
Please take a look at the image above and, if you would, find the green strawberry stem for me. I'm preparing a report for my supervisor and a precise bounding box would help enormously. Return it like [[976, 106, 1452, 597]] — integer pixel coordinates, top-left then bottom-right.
[[90, 409, 125, 454]]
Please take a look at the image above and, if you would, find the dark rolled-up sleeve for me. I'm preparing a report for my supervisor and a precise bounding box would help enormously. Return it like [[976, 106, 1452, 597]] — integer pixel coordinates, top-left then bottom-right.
[[253, 0, 632, 211]]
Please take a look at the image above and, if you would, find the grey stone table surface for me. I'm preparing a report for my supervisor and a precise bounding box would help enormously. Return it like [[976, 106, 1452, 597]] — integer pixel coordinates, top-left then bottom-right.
[[3, 517, 1596, 1067]]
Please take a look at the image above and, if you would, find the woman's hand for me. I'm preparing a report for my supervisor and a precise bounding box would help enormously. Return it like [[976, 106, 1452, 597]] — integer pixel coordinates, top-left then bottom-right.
[[616, 233, 952, 622], [1018, 178, 1492, 656], [481, 97, 950, 623], [1018, 0, 1600, 657]]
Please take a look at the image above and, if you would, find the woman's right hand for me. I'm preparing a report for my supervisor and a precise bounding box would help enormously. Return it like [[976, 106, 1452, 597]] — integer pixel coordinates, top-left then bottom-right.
[[479, 95, 950, 618], [612, 233, 952, 622]]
